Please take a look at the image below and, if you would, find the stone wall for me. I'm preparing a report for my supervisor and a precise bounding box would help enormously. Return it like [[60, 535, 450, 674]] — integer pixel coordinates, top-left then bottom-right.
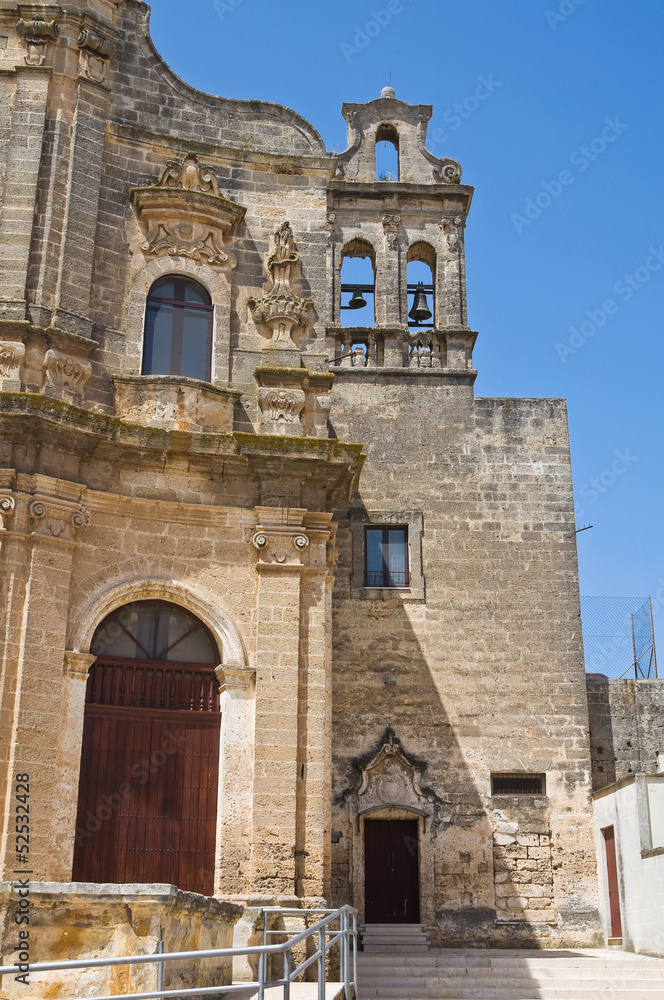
[[329, 382, 602, 946], [586, 676, 664, 789], [0, 883, 241, 999]]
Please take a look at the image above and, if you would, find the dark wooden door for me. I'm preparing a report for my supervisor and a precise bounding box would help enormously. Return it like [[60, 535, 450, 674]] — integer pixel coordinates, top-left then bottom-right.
[[364, 819, 420, 923], [602, 825, 622, 938], [72, 657, 220, 895]]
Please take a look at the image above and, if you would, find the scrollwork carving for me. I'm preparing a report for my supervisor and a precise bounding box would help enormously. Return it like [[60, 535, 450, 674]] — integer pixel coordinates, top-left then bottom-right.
[[141, 223, 229, 266], [44, 350, 92, 395], [77, 27, 113, 83], [157, 153, 219, 195], [251, 527, 310, 566], [259, 387, 306, 423], [382, 213, 401, 250], [0, 342, 25, 379]]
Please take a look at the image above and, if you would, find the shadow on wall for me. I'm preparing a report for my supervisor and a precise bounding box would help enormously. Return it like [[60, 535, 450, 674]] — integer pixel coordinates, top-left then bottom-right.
[[329, 498, 554, 955]]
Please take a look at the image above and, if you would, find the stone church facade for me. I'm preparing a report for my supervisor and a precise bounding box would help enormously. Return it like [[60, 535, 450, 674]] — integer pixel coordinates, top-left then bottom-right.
[[0, 0, 609, 978]]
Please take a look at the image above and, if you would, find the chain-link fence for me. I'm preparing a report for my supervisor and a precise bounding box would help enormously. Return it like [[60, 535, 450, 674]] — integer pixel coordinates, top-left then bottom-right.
[[581, 595, 658, 678]]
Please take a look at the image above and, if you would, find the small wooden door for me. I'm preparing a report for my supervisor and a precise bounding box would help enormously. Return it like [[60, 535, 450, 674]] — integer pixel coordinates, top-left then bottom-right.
[[364, 819, 420, 923], [602, 825, 623, 938]]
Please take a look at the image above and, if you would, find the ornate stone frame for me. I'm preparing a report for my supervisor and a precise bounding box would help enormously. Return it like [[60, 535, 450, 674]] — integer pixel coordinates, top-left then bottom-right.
[[340, 734, 438, 926]]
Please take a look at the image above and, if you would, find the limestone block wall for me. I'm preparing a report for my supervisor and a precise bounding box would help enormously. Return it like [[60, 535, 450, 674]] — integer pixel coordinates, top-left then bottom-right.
[[328, 379, 601, 946], [587, 676, 664, 789], [0, 883, 241, 999]]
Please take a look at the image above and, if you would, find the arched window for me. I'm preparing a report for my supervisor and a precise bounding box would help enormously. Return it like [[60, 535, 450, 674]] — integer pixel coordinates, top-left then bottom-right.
[[73, 600, 221, 895], [375, 124, 399, 181], [142, 276, 213, 381]]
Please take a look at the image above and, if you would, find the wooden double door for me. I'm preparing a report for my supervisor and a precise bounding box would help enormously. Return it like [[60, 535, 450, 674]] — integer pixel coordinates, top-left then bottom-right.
[[72, 651, 221, 895], [364, 819, 420, 923]]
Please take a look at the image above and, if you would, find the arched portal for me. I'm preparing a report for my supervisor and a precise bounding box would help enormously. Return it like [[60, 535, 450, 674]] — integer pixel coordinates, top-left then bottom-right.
[[72, 599, 221, 895]]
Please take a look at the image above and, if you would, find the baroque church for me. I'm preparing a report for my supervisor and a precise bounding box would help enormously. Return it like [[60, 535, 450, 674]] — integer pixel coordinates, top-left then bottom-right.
[[2, 1, 661, 989]]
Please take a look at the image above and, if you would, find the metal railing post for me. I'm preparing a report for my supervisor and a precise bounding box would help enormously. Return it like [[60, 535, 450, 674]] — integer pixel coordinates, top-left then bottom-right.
[[283, 947, 291, 1000], [156, 939, 164, 998], [352, 911, 358, 1000], [341, 909, 350, 1000], [258, 948, 266, 1000], [317, 928, 326, 1000]]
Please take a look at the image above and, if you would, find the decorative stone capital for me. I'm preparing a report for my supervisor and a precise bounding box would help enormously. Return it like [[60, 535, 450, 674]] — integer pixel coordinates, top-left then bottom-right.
[[29, 496, 90, 540], [0, 341, 25, 381], [258, 387, 306, 427], [382, 213, 401, 249], [63, 651, 97, 681], [44, 349, 92, 396], [441, 215, 464, 253], [251, 525, 309, 567], [0, 491, 16, 529]]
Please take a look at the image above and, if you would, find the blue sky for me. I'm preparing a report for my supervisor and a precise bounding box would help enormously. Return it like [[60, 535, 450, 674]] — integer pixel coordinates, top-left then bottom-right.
[[148, 0, 664, 654]]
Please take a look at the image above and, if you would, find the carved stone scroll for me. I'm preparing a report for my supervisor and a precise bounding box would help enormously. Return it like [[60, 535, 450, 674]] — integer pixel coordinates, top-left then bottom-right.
[[17, 17, 58, 66], [78, 28, 113, 84], [0, 342, 25, 380], [44, 350, 92, 395], [131, 154, 245, 270]]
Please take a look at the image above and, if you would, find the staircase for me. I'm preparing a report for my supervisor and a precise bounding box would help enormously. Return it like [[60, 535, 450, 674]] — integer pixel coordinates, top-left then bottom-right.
[[358, 943, 664, 999], [361, 924, 431, 954]]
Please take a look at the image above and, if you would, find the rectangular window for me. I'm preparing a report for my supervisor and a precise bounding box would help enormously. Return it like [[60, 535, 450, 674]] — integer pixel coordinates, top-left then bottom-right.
[[491, 773, 546, 796], [364, 526, 409, 588]]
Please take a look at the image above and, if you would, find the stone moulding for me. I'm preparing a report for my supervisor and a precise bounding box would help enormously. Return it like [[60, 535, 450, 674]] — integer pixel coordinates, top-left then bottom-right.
[[131, 153, 246, 270], [112, 375, 241, 434]]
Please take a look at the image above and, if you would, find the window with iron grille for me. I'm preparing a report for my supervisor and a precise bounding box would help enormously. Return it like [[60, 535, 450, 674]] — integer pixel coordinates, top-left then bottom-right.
[[364, 526, 409, 588], [491, 773, 546, 796]]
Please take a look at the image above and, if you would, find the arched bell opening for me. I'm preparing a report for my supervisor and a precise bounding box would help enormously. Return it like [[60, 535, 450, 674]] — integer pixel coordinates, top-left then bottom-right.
[[375, 123, 399, 182], [407, 243, 436, 331], [72, 599, 221, 895]]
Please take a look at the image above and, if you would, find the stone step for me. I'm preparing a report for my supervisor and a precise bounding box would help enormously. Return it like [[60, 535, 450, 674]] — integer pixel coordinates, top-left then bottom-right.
[[361, 967, 664, 981], [358, 953, 664, 970], [359, 988, 664, 1000]]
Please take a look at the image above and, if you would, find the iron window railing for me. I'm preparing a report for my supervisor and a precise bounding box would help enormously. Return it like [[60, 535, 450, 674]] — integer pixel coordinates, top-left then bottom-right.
[[364, 526, 410, 588]]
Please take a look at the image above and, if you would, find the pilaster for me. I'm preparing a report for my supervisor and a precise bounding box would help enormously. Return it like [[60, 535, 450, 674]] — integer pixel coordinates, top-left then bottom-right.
[[0, 475, 89, 881]]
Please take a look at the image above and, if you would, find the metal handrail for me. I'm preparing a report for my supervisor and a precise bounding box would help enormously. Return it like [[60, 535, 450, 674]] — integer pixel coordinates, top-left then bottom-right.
[[0, 903, 358, 1000]]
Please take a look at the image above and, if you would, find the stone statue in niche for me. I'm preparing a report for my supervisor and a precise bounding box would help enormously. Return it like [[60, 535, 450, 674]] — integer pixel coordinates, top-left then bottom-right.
[[249, 222, 313, 346]]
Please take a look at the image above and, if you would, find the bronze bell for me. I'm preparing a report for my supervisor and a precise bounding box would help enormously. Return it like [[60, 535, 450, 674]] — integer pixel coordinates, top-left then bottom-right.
[[408, 282, 432, 322], [347, 288, 367, 310]]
